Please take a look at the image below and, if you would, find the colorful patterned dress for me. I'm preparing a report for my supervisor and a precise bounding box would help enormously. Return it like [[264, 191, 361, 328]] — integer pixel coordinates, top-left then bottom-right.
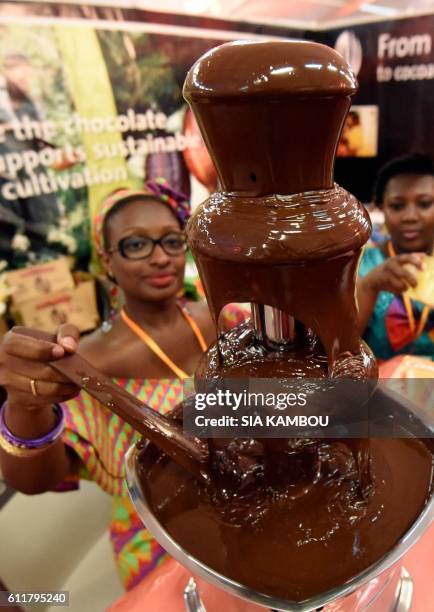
[[60, 305, 247, 591], [359, 247, 434, 361]]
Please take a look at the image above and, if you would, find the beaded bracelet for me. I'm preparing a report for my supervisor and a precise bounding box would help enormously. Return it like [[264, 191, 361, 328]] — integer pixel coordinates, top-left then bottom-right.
[[0, 402, 65, 451]]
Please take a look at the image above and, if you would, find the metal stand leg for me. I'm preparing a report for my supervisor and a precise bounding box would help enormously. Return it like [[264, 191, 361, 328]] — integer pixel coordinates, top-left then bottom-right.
[[393, 567, 414, 612], [184, 577, 206, 612]]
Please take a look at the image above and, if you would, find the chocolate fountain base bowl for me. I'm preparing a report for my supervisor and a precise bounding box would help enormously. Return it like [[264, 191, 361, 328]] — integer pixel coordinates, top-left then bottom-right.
[[125, 445, 433, 612]]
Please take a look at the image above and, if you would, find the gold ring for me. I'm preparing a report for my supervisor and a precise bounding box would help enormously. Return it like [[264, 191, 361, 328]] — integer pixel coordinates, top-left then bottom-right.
[[30, 379, 38, 397]]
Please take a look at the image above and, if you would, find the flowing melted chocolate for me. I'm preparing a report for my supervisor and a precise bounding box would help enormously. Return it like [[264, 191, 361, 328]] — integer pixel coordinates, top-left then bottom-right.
[[137, 435, 433, 602], [183, 40, 378, 496], [184, 42, 377, 376], [196, 320, 376, 380], [134, 40, 433, 603], [12, 32, 434, 603]]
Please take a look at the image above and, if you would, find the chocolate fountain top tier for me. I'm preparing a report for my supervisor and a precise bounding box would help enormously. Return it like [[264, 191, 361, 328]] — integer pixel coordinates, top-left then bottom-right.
[[183, 40, 358, 196]]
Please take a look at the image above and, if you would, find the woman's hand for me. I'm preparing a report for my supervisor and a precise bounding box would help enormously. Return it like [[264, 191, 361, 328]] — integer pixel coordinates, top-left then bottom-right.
[[0, 325, 80, 494], [357, 253, 424, 334], [361, 253, 424, 296], [0, 324, 81, 412]]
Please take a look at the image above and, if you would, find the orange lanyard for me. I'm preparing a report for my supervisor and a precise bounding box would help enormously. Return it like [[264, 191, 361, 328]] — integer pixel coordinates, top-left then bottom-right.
[[120, 302, 207, 379], [387, 241, 430, 338]]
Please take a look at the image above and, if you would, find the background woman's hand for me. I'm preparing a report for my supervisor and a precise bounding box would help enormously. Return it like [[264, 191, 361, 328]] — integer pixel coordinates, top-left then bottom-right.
[[0, 324, 81, 411], [361, 253, 424, 296]]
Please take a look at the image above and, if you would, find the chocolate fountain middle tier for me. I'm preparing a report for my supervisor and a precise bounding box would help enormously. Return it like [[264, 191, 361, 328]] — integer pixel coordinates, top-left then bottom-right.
[[188, 184, 375, 375]]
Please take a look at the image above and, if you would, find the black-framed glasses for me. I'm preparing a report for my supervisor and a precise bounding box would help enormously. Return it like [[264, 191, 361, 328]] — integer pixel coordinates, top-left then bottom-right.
[[109, 232, 188, 260]]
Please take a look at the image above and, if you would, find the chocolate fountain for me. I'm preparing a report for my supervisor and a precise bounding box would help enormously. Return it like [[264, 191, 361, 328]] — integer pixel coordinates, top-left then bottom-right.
[[77, 40, 433, 610], [9, 40, 432, 609], [124, 40, 434, 610]]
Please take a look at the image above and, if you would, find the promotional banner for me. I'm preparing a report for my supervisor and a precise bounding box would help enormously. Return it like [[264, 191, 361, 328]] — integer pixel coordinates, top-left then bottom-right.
[[321, 14, 434, 201], [0, 3, 298, 271], [0, 22, 224, 269]]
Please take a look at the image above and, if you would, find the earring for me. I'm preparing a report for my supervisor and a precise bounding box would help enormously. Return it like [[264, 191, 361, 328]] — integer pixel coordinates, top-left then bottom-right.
[[101, 276, 122, 333], [110, 283, 121, 313]]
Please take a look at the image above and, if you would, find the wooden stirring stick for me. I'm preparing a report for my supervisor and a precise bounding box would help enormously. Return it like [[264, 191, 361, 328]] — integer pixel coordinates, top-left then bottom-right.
[[12, 327, 210, 482]]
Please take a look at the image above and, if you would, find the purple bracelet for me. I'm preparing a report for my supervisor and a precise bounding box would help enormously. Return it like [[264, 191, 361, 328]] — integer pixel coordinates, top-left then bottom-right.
[[0, 402, 65, 449]]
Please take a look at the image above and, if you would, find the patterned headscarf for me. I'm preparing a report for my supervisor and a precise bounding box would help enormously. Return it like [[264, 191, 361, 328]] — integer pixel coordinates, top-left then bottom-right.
[[93, 177, 191, 255]]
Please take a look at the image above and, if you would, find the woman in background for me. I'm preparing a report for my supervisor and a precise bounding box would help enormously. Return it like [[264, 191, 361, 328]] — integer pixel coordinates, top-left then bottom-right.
[[0, 179, 245, 591], [357, 153, 434, 360]]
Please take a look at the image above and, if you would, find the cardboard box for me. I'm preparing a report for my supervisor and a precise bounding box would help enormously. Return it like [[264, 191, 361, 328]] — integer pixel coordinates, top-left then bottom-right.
[[4, 258, 74, 307], [17, 280, 99, 333]]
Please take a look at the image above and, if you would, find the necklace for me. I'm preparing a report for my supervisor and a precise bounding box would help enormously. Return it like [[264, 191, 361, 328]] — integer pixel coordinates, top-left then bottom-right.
[[120, 302, 207, 379], [387, 240, 430, 339]]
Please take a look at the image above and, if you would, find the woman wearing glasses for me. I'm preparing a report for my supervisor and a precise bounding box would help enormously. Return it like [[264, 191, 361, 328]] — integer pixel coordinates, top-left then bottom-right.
[[0, 179, 246, 592]]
